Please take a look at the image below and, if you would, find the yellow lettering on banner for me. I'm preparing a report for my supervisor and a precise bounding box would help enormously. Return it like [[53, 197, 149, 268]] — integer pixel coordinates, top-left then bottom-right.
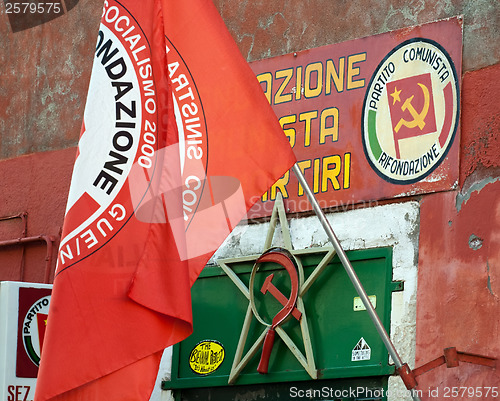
[[344, 152, 351, 189], [275, 68, 293, 104], [256, 52, 366, 105], [347, 53, 366, 90], [317, 154, 351, 193], [304, 62, 323, 98], [313, 158, 320, 193], [278, 108, 339, 146], [320, 107, 339, 143], [322, 155, 342, 191], [257, 72, 273, 104], [269, 171, 290, 199], [296, 160, 312, 196], [326, 57, 345, 94], [295, 66, 303, 100], [279, 115, 297, 147], [299, 111, 318, 147], [253, 50, 363, 207], [262, 154, 352, 202]]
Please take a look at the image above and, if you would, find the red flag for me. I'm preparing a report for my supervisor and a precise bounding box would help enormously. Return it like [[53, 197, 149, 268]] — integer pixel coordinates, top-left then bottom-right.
[[35, 0, 295, 400], [387, 73, 437, 158]]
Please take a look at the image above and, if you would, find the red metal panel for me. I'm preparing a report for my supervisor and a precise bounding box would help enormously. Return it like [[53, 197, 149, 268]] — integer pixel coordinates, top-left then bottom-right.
[[248, 17, 463, 218]]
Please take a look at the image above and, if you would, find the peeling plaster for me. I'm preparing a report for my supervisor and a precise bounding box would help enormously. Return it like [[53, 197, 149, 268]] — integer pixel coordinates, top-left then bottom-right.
[[468, 234, 483, 250], [486, 261, 498, 299], [456, 176, 500, 211]]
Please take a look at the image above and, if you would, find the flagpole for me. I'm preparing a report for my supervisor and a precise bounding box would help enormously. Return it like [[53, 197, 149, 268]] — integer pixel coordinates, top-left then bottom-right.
[[292, 163, 421, 401]]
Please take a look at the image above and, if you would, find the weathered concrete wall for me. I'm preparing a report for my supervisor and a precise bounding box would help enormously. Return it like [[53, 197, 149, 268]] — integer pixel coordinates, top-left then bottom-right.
[[417, 185, 500, 397], [0, 0, 102, 160], [459, 63, 500, 187], [414, 61, 500, 399], [214, 0, 499, 71]]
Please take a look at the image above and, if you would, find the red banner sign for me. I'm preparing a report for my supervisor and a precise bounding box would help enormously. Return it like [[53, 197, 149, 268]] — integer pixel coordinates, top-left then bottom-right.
[[249, 17, 462, 218]]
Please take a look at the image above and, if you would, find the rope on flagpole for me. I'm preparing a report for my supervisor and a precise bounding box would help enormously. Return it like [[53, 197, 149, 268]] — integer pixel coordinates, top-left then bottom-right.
[[292, 163, 421, 401]]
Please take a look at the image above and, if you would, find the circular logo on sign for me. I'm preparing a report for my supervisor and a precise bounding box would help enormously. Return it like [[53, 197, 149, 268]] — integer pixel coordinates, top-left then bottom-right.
[[57, 3, 159, 272], [189, 340, 225, 375], [22, 295, 51, 366], [57, 1, 212, 273], [361, 38, 459, 184], [57, 1, 213, 272]]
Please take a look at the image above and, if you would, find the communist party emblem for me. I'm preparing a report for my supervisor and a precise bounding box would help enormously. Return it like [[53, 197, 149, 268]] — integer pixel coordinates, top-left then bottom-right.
[[362, 38, 459, 184], [387, 73, 437, 159]]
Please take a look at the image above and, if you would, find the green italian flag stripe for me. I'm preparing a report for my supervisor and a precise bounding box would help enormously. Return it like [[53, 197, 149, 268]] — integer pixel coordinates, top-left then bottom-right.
[[24, 336, 40, 366], [368, 109, 382, 160]]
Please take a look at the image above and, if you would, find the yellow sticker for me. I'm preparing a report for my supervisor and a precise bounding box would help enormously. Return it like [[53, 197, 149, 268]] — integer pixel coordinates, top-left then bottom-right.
[[189, 340, 225, 375]]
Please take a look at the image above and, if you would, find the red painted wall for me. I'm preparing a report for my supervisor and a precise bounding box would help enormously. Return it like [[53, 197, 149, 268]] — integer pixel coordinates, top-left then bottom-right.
[[415, 63, 500, 399], [0, 148, 76, 283]]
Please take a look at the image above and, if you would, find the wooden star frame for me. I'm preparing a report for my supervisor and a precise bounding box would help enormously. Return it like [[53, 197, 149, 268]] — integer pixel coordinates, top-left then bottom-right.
[[217, 194, 336, 384]]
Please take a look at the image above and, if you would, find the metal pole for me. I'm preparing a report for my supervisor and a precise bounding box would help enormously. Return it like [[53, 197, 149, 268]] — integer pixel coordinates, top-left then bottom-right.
[[292, 163, 421, 401]]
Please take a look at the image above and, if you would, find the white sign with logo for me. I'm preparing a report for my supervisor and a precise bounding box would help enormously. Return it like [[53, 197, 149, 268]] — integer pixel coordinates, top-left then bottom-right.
[[352, 337, 372, 361], [0, 281, 52, 401]]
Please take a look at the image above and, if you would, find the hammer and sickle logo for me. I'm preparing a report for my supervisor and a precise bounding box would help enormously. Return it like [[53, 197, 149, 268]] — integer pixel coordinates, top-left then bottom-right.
[[393, 83, 431, 133], [249, 247, 301, 374]]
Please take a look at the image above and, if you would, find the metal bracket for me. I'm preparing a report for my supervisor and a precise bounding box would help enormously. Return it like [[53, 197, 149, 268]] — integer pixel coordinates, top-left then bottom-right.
[[397, 347, 497, 390]]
